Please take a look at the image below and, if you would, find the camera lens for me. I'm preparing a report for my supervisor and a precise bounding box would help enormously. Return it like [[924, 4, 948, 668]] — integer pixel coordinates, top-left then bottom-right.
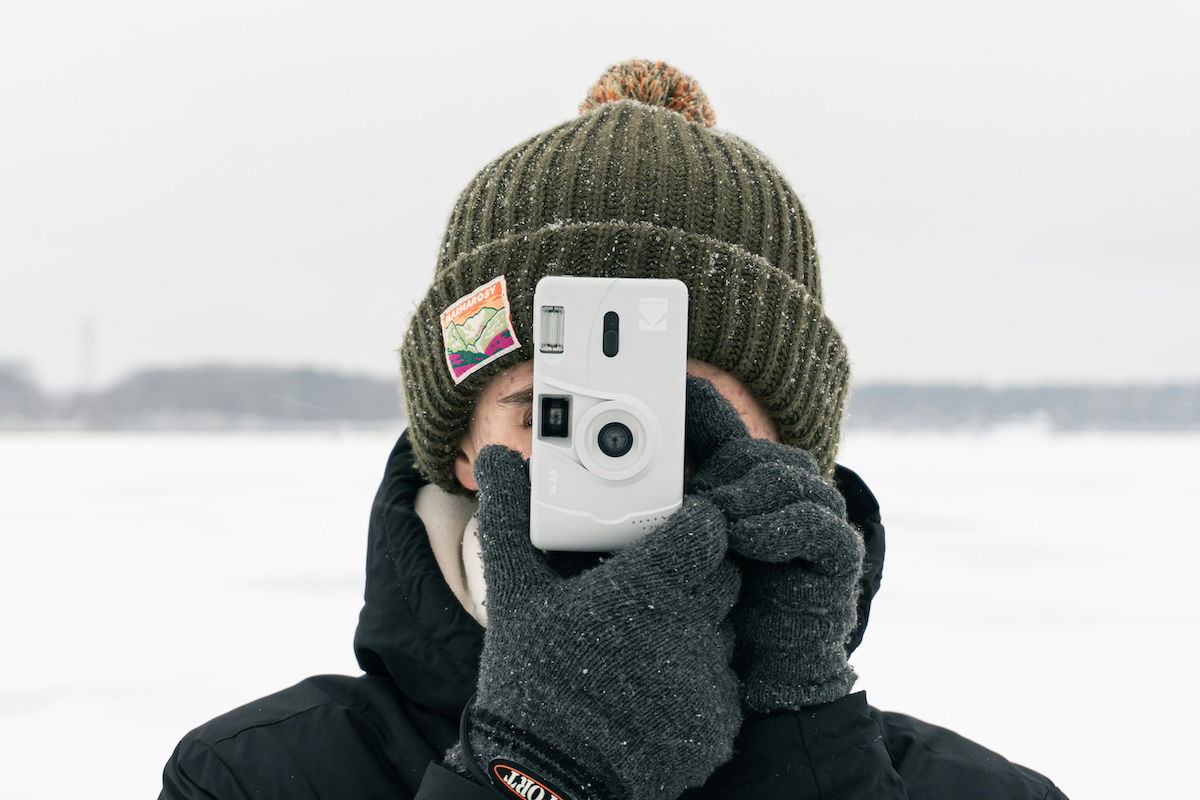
[[597, 421, 633, 458]]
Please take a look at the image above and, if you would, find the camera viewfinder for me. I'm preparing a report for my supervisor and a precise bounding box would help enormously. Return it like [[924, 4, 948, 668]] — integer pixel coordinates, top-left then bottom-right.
[[540, 395, 570, 438]]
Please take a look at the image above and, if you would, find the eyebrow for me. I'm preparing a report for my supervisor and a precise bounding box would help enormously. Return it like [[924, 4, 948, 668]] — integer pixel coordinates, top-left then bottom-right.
[[499, 385, 534, 406]]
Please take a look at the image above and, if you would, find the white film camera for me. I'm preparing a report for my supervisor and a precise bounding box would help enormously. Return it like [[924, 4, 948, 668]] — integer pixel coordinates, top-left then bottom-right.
[[530, 276, 689, 551]]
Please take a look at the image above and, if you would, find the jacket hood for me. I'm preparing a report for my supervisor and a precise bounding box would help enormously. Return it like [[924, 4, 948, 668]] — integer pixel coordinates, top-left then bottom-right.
[[353, 430, 886, 718]]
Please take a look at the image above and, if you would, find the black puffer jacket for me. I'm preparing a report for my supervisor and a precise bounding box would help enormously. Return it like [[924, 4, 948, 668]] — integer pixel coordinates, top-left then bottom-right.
[[159, 430, 1067, 799]]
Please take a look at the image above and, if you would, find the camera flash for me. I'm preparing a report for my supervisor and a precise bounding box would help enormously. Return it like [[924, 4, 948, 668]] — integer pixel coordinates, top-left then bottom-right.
[[540, 306, 564, 353]]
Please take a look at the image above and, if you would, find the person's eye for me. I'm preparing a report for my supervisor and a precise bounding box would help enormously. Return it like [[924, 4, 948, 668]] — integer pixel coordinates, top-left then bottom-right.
[[521, 409, 533, 428]]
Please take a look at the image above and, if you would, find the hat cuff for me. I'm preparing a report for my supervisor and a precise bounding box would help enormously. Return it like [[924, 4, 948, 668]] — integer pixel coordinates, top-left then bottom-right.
[[400, 219, 851, 494]]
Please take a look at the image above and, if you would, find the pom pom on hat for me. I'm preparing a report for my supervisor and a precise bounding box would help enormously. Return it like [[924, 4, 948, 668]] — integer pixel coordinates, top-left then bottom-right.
[[579, 58, 716, 127]]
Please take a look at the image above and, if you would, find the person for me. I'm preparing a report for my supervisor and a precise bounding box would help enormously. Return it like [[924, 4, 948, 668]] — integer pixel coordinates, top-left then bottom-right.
[[159, 59, 1068, 799]]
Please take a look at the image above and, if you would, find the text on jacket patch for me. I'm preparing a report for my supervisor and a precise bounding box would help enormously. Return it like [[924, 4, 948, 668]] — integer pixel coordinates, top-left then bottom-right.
[[491, 763, 565, 800]]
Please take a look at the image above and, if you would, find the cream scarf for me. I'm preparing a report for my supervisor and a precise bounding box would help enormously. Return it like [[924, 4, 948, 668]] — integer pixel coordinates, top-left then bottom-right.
[[414, 483, 488, 626]]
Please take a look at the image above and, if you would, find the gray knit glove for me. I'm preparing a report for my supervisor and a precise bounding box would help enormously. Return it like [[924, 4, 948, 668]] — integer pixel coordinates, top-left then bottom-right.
[[444, 444, 743, 800], [684, 376, 866, 713]]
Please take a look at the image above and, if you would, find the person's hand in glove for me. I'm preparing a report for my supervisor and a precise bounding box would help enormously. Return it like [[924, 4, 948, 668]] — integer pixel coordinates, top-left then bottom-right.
[[443, 443, 743, 800], [684, 375, 866, 714]]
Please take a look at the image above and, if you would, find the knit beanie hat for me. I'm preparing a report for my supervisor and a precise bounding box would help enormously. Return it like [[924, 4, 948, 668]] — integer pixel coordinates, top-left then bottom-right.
[[398, 59, 851, 494]]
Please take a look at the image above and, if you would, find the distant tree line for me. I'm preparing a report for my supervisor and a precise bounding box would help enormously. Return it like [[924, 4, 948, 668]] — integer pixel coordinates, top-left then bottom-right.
[[1, 361, 1198, 431], [0, 361, 46, 420], [846, 382, 1200, 431], [0, 362, 404, 429]]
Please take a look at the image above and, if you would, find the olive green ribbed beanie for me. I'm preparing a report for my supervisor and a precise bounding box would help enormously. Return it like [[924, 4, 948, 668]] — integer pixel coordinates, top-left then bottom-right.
[[398, 59, 851, 494]]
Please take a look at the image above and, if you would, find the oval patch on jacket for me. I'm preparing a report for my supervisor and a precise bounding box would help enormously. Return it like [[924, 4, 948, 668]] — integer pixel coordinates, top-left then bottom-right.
[[489, 760, 572, 800]]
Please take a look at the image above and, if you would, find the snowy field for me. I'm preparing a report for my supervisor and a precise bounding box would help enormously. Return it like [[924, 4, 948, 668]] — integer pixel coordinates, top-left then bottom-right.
[[1, 426, 1196, 799]]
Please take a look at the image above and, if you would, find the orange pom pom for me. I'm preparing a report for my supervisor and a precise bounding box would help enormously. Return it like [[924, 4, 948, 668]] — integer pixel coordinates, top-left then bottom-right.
[[579, 59, 716, 127]]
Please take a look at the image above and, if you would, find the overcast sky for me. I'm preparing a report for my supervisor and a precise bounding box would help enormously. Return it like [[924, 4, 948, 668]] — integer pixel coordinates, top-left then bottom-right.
[[1, 0, 1197, 393]]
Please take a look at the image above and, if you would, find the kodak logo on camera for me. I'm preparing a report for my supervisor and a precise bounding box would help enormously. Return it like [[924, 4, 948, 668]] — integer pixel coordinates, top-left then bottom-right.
[[489, 760, 572, 800], [440, 275, 522, 385], [638, 296, 669, 331]]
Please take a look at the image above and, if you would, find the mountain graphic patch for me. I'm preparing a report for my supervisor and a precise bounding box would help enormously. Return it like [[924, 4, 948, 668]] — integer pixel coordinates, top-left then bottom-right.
[[440, 275, 522, 384]]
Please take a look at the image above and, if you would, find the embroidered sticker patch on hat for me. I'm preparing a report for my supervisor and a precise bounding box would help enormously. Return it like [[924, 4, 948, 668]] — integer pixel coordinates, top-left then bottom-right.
[[440, 275, 522, 384]]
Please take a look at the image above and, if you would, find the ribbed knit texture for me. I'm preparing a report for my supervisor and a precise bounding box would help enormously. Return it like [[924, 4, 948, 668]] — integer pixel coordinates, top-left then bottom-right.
[[399, 65, 851, 494]]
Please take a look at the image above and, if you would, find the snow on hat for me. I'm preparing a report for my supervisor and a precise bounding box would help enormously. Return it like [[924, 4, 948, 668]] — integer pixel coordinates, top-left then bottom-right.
[[398, 58, 850, 493]]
